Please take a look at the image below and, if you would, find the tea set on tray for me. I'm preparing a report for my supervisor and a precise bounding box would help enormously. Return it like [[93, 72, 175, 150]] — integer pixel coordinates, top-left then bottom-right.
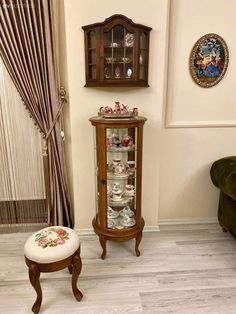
[[107, 205, 136, 228], [99, 101, 138, 118]]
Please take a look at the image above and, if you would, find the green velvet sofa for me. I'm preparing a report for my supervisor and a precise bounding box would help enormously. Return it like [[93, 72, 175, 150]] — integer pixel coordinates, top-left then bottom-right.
[[210, 156, 236, 238]]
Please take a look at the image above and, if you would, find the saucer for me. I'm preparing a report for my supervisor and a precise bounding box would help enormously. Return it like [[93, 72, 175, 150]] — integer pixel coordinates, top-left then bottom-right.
[[125, 191, 135, 196], [107, 209, 120, 219], [121, 57, 130, 63], [120, 208, 134, 218], [107, 218, 116, 228], [120, 218, 136, 227], [107, 172, 129, 179], [110, 196, 124, 202], [112, 189, 122, 195], [110, 42, 120, 47]]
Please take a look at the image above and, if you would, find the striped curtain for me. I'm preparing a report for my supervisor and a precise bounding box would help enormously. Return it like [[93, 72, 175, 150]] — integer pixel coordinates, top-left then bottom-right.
[[0, 0, 73, 227]]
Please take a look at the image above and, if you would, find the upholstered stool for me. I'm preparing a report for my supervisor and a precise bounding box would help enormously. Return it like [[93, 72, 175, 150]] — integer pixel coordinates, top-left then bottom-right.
[[24, 226, 83, 313]]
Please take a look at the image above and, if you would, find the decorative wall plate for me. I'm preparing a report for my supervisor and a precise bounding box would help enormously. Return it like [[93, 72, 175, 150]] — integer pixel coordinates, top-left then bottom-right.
[[189, 33, 229, 88], [124, 33, 134, 47]]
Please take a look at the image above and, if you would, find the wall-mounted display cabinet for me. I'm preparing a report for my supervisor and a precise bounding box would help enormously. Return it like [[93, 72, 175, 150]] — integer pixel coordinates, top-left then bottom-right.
[[82, 15, 152, 87], [89, 115, 147, 259]]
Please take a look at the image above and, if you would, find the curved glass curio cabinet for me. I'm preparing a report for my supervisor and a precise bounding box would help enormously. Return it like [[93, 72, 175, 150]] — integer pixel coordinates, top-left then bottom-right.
[[89, 115, 147, 259], [82, 15, 152, 87]]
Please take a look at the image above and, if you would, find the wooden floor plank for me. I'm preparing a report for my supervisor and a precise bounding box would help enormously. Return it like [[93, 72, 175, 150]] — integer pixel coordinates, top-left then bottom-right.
[[1, 224, 236, 313]]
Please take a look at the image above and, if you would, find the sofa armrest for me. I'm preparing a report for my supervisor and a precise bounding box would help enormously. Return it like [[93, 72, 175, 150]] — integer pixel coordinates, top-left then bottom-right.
[[210, 156, 236, 201]]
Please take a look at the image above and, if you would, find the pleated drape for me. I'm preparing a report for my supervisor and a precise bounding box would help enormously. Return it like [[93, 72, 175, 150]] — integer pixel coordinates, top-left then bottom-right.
[[0, 0, 73, 227]]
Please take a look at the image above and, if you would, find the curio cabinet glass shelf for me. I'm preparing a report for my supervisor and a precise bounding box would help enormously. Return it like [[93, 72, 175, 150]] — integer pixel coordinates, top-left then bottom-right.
[[89, 115, 147, 259], [82, 15, 152, 87]]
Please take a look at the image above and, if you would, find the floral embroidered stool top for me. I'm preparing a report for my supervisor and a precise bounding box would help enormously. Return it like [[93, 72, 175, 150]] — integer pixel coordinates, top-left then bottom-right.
[[24, 226, 80, 263]]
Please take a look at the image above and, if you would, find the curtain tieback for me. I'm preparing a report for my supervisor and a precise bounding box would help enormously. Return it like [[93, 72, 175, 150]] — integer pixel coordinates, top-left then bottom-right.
[[45, 87, 67, 141]]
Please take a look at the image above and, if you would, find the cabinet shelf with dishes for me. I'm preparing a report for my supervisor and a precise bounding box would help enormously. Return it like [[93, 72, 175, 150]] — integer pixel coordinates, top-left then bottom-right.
[[82, 14, 151, 87], [89, 115, 147, 259]]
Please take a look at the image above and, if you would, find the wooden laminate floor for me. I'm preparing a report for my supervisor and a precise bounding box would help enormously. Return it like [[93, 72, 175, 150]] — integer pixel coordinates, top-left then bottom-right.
[[1, 223, 236, 313]]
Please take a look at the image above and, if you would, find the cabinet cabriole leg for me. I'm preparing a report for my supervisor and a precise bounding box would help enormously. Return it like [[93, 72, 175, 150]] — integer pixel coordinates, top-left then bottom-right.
[[99, 235, 107, 259], [135, 232, 142, 257]]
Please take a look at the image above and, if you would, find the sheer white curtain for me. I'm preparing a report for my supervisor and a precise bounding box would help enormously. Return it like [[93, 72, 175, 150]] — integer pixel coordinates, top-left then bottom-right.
[[0, 59, 46, 228]]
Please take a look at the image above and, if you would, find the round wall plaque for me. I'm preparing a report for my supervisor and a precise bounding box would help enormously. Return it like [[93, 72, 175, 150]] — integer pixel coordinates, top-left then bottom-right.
[[189, 33, 229, 88]]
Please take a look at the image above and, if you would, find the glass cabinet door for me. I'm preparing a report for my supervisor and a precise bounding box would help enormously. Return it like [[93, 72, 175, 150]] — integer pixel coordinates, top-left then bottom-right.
[[106, 127, 137, 229], [93, 127, 99, 224], [87, 31, 97, 80], [103, 25, 134, 80], [139, 32, 147, 80], [90, 115, 146, 259]]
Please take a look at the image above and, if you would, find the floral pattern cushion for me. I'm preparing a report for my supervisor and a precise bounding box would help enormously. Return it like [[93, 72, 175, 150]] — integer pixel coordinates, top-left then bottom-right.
[[35, 228, 69, 248], [24, 226, 80, 263]]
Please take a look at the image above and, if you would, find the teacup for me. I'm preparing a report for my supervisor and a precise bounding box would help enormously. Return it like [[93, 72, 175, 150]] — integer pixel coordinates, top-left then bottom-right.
[[113, 158, 121, 165], [121, 206, 134, 217], [122, 135, 132, 147], [121, 57, 130, 63], [112, 193, 123, 201], [108, 159, 129, 175], [114, 162, 126, 174], [121, 214, 135, 226], [110, 43, 119, 47], [127, 161, 135, 170], [111, 183, 124, 201], [112, 134, 121, 147], [112, 182, 121, 192], [106, 136, 113, 147], [125, 184, 135, 195], [106, 57, 116, 62], [107, 218, 116, 228]]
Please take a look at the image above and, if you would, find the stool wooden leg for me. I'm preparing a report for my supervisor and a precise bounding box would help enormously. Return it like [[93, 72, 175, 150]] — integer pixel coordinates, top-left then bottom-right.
[[68, 265, 73, 274], [71, 248, 83, 301], [28, 262, 42, 314]]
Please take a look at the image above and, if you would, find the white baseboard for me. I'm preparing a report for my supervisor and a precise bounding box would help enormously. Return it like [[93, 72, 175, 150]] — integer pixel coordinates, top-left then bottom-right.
[[75, 225, 160, 236], [158, 217, 218, 225], [75, 219, 217, 235], [76, 228, 95, 236], [143, 225, 160, 232]]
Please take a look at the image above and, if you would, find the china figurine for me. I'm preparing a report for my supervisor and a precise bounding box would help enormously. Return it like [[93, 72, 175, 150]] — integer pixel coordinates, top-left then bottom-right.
[[114, 101, 121, 113]]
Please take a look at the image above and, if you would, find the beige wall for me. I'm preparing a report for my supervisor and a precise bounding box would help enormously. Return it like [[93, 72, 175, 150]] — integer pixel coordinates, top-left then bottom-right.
[[62, 0, 236, 230], [63, 0, 169, 229], [159, 0, 236, 222]]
